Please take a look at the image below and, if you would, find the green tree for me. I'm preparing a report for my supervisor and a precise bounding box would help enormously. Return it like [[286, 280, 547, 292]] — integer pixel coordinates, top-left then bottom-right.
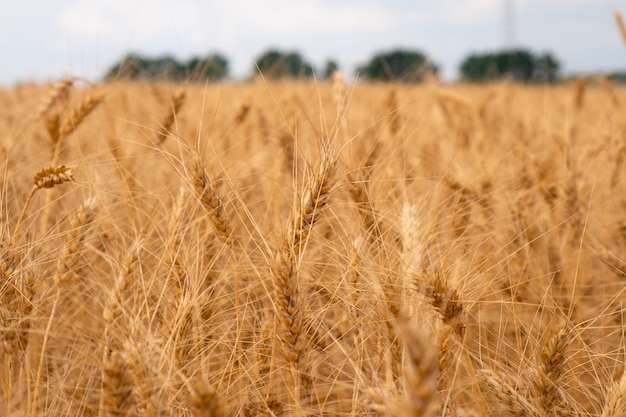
[[254, 49, 315, 79], [323, 59, 339, 79], [105, 53, 230, 82], [187, 54, 230, 81], [356, 49, 437, 82], [459, 49, 560, 83]]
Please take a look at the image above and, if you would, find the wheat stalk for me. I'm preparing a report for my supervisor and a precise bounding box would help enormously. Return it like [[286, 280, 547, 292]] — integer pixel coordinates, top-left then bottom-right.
[[616, 11, 626, 45], [156, 87, 186, 145]]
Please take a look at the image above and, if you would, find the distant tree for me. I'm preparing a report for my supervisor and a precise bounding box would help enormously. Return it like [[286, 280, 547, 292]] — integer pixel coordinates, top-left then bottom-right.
[[254, 49, 315, 79], [323, 59, 339, 79], [459, 49, 560, 83], [105, 53, 230, 82], [187, 54, 230, 81], [607, 71, 626, 84], [356, 49, 438, 82], [533, 53, 560, 83]]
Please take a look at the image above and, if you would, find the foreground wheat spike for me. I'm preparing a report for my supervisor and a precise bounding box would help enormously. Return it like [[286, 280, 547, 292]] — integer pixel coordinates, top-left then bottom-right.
[[189, 379, 228, 417], [421, 270, 466, 337], [397, 317, 438, 417], [601, 373, 626, 417], [103, 350, 134, 417], [270, 146, 336, 410], [11, 165, 74, 246], [532, 327, 571, 415], [189, 156, 231, 243], [34, 165, 74, 189], [478, 368, 536, 415]]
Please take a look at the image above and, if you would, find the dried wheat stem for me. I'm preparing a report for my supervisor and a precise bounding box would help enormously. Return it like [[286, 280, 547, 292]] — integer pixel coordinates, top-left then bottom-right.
[[54, 199, 97, 287], [30, 199, 95, 416], [572, 77, 587, 112], [156, 88, 186, 145], [0, 256, 35, 356], [348, 143, 383, 244], [234, 99, 251, 126], [347, 238, 365, 352], [166, 188, 188, 293], [616, 11, 626, 46]]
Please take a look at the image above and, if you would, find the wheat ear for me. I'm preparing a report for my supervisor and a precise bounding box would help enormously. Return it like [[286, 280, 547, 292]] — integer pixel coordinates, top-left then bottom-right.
[[34, 77, 73, 120], [189, 155, 231, 243], [12, 166, 74, 246], [58, 90, 105, 139], [103, 350, 134, 417], [601, 372, 626, 417], [397, 317, 438, 417], [189, 379, 228, 417], [532, 327, 571, 415], [270, 147, 336, 411], [421, 270, 466, 337]]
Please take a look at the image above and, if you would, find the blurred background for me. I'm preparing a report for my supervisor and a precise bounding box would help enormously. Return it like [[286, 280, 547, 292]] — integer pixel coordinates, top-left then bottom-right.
[[1, 0, 625, 84]]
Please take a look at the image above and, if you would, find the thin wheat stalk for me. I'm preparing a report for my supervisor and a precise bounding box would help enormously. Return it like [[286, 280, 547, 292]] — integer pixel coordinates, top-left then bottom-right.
[[615, 11, 626, 45], [30, 199, 95, 416], [156, 88, 186, 145]]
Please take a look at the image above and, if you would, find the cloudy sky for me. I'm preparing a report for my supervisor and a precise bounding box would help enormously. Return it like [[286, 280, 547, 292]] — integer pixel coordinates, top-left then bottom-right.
[[1, 0, 625, 84]]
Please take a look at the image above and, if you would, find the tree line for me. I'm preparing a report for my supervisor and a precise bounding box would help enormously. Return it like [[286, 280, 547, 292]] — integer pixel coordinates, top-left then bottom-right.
[[103, 47, 618, 83]]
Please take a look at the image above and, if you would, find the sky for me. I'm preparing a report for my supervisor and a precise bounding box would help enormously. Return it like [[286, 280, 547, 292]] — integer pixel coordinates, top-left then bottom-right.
[[1, 0, 625, 85]]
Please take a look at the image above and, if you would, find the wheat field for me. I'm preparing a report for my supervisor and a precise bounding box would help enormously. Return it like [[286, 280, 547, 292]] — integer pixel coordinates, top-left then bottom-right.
[[0, 75, 625, 417]]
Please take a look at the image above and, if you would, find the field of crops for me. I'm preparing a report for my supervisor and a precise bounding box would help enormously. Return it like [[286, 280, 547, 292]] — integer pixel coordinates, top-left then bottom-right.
[[1, 76, 625, 416]]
